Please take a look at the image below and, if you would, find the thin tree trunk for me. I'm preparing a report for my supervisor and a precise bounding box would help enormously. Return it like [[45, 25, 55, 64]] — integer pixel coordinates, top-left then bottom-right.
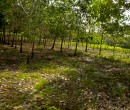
[[11, 34, 15, 47], [23, 37, 26, 42], [7, 29, 11, 45], [19, 36, 23, 53], [38, 35, 42, 45], [85, 42, 88, 52], [43, 37, 47, 47], [0, 30, 2, 43], [74, 39, 78, 56], [99, 32, 103, 55], [14, 33, 17, 49], [113, 44, 116, 56], [51, 36, 56, 50], [3, 24, 6, 44], [31, 42, 35, 59], [68, 42, 70, 49], [26, 55, 30, 64], [1, 30, 3, 43], [60, 37, 64, 52], [113, 39, 116, 56], [68, 36, 72, 49]]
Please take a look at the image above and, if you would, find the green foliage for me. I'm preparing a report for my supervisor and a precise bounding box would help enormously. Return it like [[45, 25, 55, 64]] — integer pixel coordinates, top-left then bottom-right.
[[111, 87, 128, 97], [0, 0, 130, 109], [0, 45, 130, 109], [35, 79, 48, 91], [47, 106, 60, 110], [19, 62, 43, 72]]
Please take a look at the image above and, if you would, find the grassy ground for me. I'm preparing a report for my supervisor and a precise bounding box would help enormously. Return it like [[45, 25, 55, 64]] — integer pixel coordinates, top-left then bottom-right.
[[0, 43, 130, 110]]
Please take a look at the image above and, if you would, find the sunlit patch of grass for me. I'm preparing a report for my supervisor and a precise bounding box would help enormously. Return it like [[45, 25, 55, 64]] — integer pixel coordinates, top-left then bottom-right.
[[19, 62, 44, 72], [40, 62, 76, 76], [28, 72, 42, 79], [0, 72, 13, 79], [16, 72, 30, 80], [89, 44, 129, 52], [34, 78, 48, 91], [122, 58, 130, 63]]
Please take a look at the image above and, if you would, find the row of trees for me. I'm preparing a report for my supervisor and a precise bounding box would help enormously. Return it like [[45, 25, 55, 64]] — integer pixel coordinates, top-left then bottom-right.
[[0, 0, 130, 60]]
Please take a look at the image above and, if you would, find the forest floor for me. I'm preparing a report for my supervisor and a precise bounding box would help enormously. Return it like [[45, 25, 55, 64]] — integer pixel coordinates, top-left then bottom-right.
[[0, 44, 130, 110]]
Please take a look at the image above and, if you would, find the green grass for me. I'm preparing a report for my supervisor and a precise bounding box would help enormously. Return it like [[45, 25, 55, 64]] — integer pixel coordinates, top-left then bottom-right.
[[0, 43, 130, 110]]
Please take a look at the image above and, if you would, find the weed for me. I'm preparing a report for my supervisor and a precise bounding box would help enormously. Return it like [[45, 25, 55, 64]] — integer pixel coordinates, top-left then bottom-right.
[[47, 106, 60, 110]]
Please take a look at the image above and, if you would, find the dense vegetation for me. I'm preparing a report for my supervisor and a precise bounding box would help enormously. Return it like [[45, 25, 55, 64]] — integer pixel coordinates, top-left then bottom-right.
[[0, 0, 130, 110]]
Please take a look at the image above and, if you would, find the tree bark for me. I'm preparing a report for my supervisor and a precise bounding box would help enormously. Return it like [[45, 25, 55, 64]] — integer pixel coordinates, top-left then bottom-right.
[[11, 35, 15, 47], [113, 44, 116, 56], [74, 39, 78, 56], [3, 24, 6, 44], [7, 29, 11, 45], [19, 36, 23, 53], [38, 35, 42, 45], [14, 33, 17, 49], [51, 36, 56, 50], [0, 30, 2, 43], [43, 37, 47, 47], [31, 42, 35, 59], [60, 37, 64, 52], [99, 32, 103, 55], [26, 55, 30, 64], [85, 42, 88, 52]]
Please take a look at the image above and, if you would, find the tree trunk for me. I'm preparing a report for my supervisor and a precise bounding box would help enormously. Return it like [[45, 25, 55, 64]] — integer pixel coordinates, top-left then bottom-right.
[[68, 36, 71, 49], [51, 36, 56, 50], [31, 42, 35, 59], [68, 42, 70, 49], [0, 30, 2, 43], [19, 36, 23, 53], [38, 35, 42, 45], [85, 42, 88, 52], [1, 30, 3, 43], [23, 37, 26, 42], [7, 29, 11, 45], [74, 39, 78, 56], [113, 42, 116, 56], [11, 35, 15, 47], [14, 33, 17, 49], [3, 24, 6, 44], [26, 55, 30, 64], [99, 32, 103, 55], [43, 37, 47, 47], [60, 37, 64, 52]]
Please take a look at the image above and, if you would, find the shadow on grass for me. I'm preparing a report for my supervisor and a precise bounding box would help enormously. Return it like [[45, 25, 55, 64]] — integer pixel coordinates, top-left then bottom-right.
[[0, 44, 129, 72], [0, 82, 32, 110], [0, 45, 130, 110], [33, 66, 130, 110]]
